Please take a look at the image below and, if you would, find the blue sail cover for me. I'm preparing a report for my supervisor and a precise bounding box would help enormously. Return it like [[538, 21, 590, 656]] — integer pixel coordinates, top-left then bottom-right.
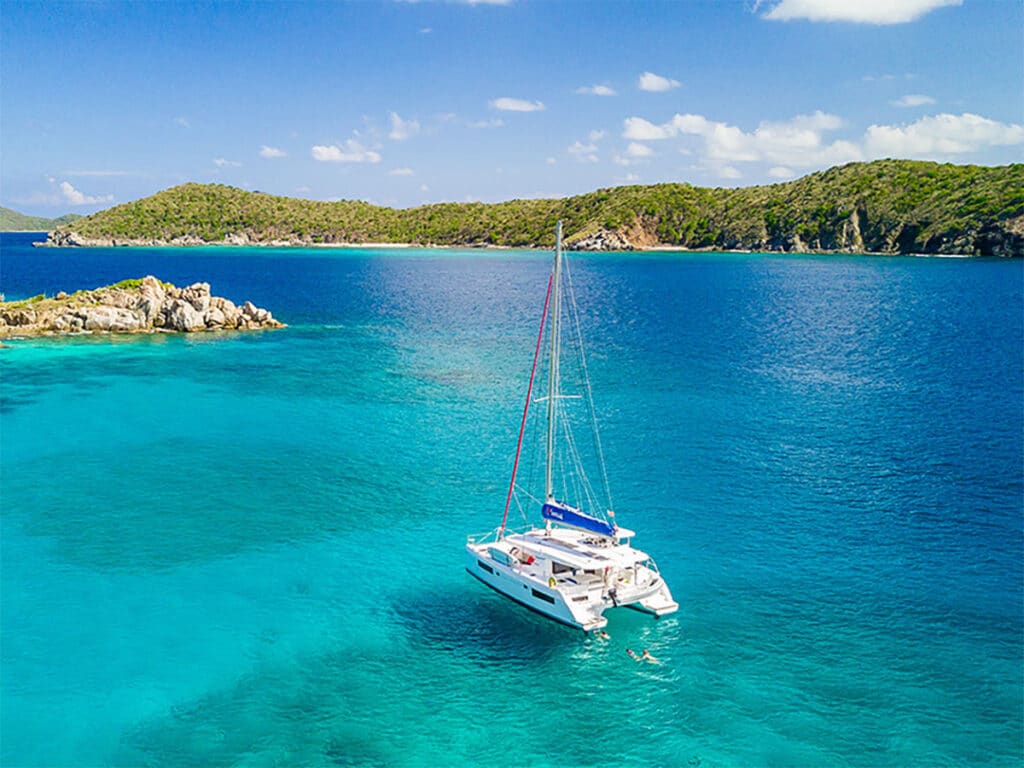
[[542, 501, 616, 537]]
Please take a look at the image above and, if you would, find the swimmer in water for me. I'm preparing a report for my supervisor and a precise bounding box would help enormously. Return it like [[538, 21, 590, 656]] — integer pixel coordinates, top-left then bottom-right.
[[641, 649, 659, 663]]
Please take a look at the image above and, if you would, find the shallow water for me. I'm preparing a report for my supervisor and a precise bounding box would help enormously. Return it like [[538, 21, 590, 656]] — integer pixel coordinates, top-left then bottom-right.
[[2, 233, 1021, 766]]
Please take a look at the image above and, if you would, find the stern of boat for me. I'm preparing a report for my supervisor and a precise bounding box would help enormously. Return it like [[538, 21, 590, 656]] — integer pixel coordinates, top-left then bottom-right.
[[633, 582, 679, 617]]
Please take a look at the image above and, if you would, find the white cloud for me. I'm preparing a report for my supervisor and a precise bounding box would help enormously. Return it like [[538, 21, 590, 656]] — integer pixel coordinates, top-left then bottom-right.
[[389, 167, 415, 176], [260, 145, 287, 158], [295, 186, 311, 194], [60, 181, 113, 206], [419, 27, 432, 34], [389, 112, 421, 141], [638, 71, 681, 92], [311, 140, 382, 163], [626, 142, 654, 158], [174, 116, 190, 128], [718, 166, 743, 179], [621, 108, 1024, 176], [420, 184, 430, 192], [546, 157, 557, 165], [568, 141, 599, 163], [891, 94, 936, 108], [761, 0, 961, 24], [622, 110, 861, 168], [490, 97, 545, 112], [624, 173, 640, 182], [469, 118, 504, 128], [214, 158, 242, 167], [864, 112, 1024, 157], [588, 129, 606, 142], [576, 84, 616, 96], [623, 116, 675, 140]]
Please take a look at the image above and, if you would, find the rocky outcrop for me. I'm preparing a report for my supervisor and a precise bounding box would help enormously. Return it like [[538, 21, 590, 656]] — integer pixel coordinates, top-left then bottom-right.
[[565, 229, 635, 251], [0, 276, 285, 338]]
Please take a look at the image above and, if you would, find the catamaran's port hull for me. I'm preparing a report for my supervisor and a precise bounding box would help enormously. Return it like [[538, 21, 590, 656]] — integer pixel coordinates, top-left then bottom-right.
[[465, 568, 604, 632], [465, 544, 608, 632]]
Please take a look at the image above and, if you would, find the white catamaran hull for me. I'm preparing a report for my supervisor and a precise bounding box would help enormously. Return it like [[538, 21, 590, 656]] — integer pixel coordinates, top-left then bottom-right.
[[465, 529, 678, 632], [465, 544, 606, 631]]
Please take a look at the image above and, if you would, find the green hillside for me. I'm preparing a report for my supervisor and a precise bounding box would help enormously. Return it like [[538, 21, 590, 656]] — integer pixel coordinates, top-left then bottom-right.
[[54, 160, 1024, 255], [1, 207, 80, 231]]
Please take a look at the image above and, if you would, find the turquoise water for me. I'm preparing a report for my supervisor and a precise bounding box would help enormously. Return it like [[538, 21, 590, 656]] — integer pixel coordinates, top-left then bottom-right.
[[1, 233, 1021, 766]]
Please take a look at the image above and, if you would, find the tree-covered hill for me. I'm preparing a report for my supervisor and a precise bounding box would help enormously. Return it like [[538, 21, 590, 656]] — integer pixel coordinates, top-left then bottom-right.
[[48, 160, 1024, 255], [1, 207, 80, 231]]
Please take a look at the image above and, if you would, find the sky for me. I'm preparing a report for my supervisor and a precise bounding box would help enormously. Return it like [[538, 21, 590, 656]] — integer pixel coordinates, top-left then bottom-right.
[[2, 0, 1022, 215]]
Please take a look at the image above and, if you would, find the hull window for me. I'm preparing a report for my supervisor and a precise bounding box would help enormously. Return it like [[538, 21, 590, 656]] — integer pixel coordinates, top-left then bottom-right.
[[477, 560, 494, 574], [531, 588, 556, 605]]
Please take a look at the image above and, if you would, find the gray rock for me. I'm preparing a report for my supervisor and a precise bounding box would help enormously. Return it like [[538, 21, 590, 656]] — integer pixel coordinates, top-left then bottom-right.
[[2, 309, 36, 326], [206, 306, 226, 328], [180, 282, 212, 312], [164, 299, 207, 331], [82, 306, 143, 332], [567, 229, 634, 251]]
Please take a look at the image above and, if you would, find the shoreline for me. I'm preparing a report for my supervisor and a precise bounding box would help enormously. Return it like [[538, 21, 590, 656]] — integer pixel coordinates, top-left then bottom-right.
[[17, 226, 999, 258], [26, 234, 980, 258]]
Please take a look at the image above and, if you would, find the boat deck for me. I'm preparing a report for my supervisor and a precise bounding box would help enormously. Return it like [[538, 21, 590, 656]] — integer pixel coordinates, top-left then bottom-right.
[[508, 528, 650, 570]]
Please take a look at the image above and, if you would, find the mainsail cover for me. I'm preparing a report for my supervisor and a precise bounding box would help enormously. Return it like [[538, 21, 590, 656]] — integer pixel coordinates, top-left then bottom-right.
[[542, 501, 616, 537]]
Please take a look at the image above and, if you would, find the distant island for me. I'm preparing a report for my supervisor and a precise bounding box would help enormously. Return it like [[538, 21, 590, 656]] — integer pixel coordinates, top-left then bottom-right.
[[0, 276, 284, 338], [1, 206, 81, 232], [37, 160, 1024, 256]]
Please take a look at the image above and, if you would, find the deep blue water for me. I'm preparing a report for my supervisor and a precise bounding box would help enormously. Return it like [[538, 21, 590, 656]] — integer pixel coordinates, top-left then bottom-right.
[[2, 231, 1022, 767]]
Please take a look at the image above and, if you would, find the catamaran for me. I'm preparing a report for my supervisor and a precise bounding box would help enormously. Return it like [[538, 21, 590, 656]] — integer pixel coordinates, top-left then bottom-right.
[[465, 222, 678, 632]]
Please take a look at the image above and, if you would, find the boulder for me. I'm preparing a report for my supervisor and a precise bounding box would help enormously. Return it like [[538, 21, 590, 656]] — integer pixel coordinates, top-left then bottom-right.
[[2, 309, 36, 326], [82, 306, 143, 332], [180, 282, 211, 312], [163, 299, 207, 331], [206, 306, 227, 328]]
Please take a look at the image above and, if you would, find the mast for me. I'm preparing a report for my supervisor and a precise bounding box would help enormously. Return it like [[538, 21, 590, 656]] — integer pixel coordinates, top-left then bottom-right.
[[545, 221, 562, 503]]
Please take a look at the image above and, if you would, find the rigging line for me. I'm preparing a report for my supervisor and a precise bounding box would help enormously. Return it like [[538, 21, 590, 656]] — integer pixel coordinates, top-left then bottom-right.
[[522, 395, 541, 510], [551, 314, 603, 516], [500, 271, 554, 539], [556, 395, 600, 515], [514, 491, 529, 526], [561, 404, 600, 514], [563, 253, 615, 512], [515, 486, 544, 507]]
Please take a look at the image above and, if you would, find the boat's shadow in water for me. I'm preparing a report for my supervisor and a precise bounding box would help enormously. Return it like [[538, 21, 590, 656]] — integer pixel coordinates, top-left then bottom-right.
[[389, 584, 578, 664]]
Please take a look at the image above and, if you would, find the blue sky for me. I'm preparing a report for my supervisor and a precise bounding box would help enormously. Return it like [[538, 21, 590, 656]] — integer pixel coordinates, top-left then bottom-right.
[[2, 0, 1022, 215]]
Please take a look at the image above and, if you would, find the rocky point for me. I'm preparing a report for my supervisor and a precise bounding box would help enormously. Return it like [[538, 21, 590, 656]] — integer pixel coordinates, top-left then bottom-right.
[[0, 276, 285, 338]]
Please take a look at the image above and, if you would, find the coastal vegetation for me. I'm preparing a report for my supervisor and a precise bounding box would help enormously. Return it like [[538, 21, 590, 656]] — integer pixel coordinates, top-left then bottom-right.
[[47, 160, 1024, 256], [0, 207, 80, 231]]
